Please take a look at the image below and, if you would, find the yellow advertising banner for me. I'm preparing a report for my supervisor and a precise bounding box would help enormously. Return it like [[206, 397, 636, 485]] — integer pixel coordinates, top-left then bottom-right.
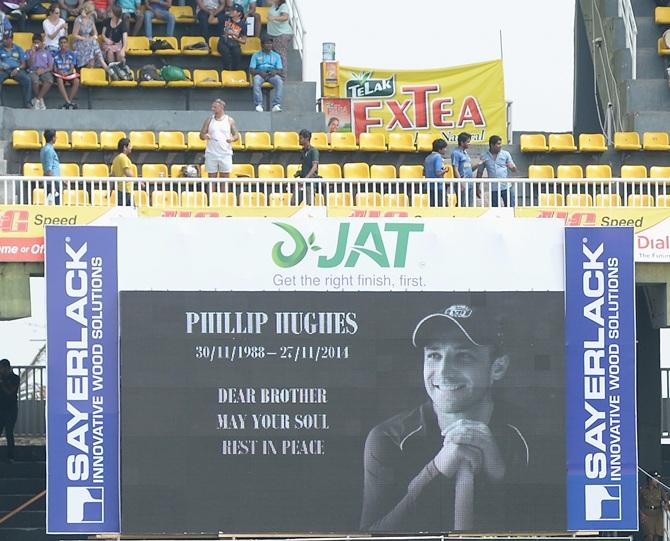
[[0, 205, 113, 262], [138, 207, 302, 219], [334, 60, 507, 143], [515, 207, 670, 262]]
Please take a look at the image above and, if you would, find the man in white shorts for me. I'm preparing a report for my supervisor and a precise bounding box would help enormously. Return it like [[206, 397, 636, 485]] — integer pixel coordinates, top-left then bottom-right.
[[200, 98, 240, 178]]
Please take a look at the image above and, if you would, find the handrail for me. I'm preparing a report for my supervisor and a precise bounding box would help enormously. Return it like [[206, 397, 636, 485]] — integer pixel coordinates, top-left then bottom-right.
[[618, 0, 638, 80], [0, 490, 46, 527], [286, 0, 307, 82]]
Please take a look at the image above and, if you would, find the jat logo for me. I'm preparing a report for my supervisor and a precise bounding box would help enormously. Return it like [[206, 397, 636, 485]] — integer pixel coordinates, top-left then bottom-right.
[[345, 72, 396, 98], [271, 222, 424, 269]]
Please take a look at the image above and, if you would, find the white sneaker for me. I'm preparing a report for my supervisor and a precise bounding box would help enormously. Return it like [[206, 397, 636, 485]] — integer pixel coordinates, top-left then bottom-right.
[[38, 98, 46, 110], [31, 97, 38, 109], [255, 104, 263, 112], [271, 104, 282, 112]]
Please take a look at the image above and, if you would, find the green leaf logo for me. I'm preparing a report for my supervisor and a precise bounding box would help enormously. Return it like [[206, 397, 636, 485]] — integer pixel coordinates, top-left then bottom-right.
[[272, 223, 310, 268]]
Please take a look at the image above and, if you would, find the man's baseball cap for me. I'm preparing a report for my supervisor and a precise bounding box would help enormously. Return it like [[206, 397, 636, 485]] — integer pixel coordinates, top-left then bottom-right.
[[231, 3, 244, 12], [412, 304, 505, 348]]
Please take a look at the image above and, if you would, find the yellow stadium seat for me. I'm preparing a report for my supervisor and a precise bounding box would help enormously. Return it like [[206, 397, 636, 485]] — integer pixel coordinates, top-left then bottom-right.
[[151, 190, 178, 208], [657, 195, 670, 207], [370, 165, 397, 179], [658, 37, 670, 56], [13, 32, 32, 51], [556, 165, 583, 179], [399, 165, 424, 178], [83, 163, 110, 177], [138, 70, 166, 88], [181, 36, 209, 55], [387, 133, 415, 152], [244, 132, 273, 151], [71, 131, 100, 150], [273, 132, 301, 151], [62, 189, 89, 206], [416, 133, 437, 152], [579, 133, 607, 152], [331, 132, 358, 151], [60, 163, 81, 177], [446, 194, 458, 207], [327, 192, 353, 207], [585, 164, 612, 178], [129, 131, 158, 150], [232, 134, 244, 151], [319, 163, 342, 179], [656, 6, 670, 23], [548, 133, 577, 151], [566, 194, 593, 206], [596, 194, 622, 207], [311, 132, 329, 150], [287, 164, 301, 178], [51, 130, 71, 150], [142, 164, 168, 178], [269, 193, 292, 207], [209, 36, 220, 56], [539, 193, 564, 206], [32, 189, 46, 205], [170, 5, 195, 22], [359, 133, 386, 152], [412, 193, 430, 208], [166, 68, 193, 87], [169, 164, 185, 178], [312, 193, 325, 206], [158, 131, 187, 151], [258, 164, 285, 178], [239, 192, 267, 207], [181, 191, 208, 207], [240, 37, 261, 55], [152, 36, 179, 55], [343, 162, 370, 179], [643, 132, 670, 150], [614, 131, 641, 150], [193, 69, 221, 87], [382, 193, 409, 207], [650, 166, 670, 178], [131, 190, 149, 207], [519, 134, 548, 152], [221, 70, 250, 87], [232, 163, 255, 178], [81, 68, 109, 87], [92, 190, 117, 206], [443, 164, 454, 179], [528, 165, 555, 179], [620, 165, 647, 179], [628, 194, 654, 207], [210, 191, 236, 207], [187, 131, 206, 151], [355, 192, 382, 207], [126, 36, 151, 55], [13, 130, 41, 149], [100, 131, 126, 150], [256, 5, 269, 23], [23, 163, 43, 176], [29, 3, 48, 20]]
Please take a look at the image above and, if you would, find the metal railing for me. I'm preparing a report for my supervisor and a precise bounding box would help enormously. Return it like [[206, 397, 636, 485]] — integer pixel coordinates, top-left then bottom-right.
[[286, 0, 307, 82], [618, 0, 638, 80], [11, 366, 46, 437], [2, 176, 670, 209]]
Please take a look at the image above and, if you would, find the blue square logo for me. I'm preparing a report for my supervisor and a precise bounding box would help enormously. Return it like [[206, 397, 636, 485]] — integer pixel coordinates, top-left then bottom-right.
[[585, 485, 622, 521]]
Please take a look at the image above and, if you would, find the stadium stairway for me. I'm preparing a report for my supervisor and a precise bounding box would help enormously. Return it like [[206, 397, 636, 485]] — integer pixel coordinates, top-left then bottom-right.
[[580, 0, 670, 133]]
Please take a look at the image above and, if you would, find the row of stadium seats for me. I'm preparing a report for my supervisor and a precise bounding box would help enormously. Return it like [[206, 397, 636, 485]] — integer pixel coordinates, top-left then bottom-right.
[[77, 67, 259, 88], [520, 132, 670, 152], [22, 162, 432, 179], [529, 164, 670, 179], [13, 130, 445, 153]]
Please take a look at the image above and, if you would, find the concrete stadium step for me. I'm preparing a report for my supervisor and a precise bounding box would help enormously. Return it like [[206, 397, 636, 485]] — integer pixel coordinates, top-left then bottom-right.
[[632, 0, 664, 18], [625, 109, 670, 132], [635, 16, 662, 49], [0, 479, 45, 495], [619, 77, 670, 111], [0, 510, 45, 528], [0, 461, 44, 478], [0, 493, 45, 513], [616, 46, 667, 80]]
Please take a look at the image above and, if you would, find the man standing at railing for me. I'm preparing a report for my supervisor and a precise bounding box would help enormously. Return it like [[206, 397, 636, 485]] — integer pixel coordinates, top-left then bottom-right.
[[476, 135, 517, 207], [40, 129, 61, 205], [641, 471, 669, 541], [0, 359, 19, 463]]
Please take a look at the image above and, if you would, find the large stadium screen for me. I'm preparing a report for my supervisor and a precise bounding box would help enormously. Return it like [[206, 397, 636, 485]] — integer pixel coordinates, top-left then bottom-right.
[[44, 218, 637, 535]]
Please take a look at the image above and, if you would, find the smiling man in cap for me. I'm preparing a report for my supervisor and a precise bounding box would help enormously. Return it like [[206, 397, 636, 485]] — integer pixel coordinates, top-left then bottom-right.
[[360, 303, 530, 532]]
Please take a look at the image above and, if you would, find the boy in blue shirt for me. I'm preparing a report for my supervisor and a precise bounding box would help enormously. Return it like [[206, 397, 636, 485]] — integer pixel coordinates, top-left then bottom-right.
[[452, 131, 475, 206], [423, 138, 447, 206]]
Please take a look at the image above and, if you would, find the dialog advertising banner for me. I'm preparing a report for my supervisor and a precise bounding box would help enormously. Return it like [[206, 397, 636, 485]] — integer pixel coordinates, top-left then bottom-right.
[[336, 61, 507, 142], [44, 219, 638, 534], [45, 226, 119, 534], [137, 206, 303, 218], [516, 207, 670, 262], [0, 205, 127, 262]]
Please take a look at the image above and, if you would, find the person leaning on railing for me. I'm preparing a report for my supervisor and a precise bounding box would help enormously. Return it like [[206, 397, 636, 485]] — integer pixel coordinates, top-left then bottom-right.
[[111, 137, 142, 206]]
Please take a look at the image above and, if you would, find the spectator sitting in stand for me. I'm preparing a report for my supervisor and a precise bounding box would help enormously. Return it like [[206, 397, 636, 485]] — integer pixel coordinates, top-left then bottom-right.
[[43, 4, 68, 55], [92, 0, 109, 22], [0, 9, 11, 35], [249, 35, 282, 112], [53, 35, 80, 109], [9, 0, 48, 32], [196, 0, 226, 39], [217, 2, 245, 70], [101, 5, 128, 63], [230, 0, 260, 37], [26, 33, 53, 109], [143, 0, 175, 40], [115, 0, 143, 37], [0, 30, 32, 108], [72, 2, 109, 70], [58, 0, 83, 21]]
